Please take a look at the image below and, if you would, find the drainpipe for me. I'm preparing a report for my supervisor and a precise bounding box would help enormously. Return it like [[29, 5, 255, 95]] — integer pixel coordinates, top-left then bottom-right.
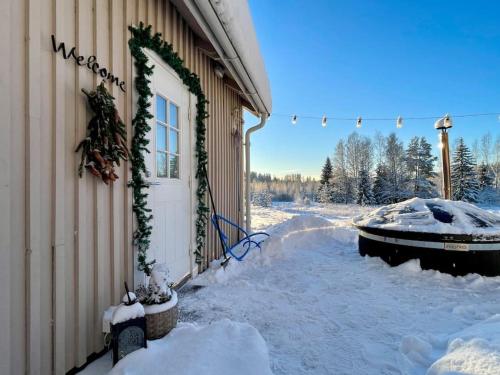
[[245, 113, 268, 233]]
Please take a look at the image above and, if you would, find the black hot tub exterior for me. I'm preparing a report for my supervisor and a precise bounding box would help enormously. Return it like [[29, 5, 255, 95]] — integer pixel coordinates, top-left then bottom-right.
[[356, 225, 500, 277]]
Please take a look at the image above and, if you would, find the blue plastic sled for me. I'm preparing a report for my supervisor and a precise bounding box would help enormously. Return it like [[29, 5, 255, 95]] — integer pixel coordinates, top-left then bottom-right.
[[210, 214, 270, 261]]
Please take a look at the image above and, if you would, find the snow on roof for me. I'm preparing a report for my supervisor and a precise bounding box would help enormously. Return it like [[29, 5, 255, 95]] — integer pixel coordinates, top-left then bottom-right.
[[180, 0, 271, 114], [209, 0, 272, 114], [353, 198, 500, 238]]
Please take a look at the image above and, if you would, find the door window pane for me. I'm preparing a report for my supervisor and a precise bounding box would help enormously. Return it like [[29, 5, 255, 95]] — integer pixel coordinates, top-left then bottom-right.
[[169, 129, 178, 154], [155, 93, 181, 179], [169, 103, 178, 128], [156, 153, 167, 177], [169, 154, 179, 179], [156, 123, 167, 152], [156, 96, 166, 123]]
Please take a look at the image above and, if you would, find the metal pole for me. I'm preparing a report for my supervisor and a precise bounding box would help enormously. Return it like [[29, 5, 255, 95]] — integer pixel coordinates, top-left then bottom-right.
[[440, 130, 452, 199]]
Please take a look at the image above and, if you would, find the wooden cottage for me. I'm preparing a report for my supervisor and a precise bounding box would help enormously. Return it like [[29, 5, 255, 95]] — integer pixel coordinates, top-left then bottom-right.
[[0, 0, 271, 373]]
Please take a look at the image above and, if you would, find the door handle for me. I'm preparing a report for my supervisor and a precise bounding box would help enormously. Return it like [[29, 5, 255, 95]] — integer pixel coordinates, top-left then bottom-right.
[[146, 181, 161, 186]]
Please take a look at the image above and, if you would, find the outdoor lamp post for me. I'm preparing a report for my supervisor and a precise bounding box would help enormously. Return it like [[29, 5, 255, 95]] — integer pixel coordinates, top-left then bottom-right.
[[435, 114, 453, 199]]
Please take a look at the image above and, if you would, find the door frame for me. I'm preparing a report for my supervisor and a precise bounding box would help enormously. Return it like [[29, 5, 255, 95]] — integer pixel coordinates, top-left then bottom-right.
[[132, 48, 198, 287]]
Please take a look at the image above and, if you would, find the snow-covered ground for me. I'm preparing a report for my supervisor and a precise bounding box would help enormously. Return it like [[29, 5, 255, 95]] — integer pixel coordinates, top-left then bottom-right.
[[82, 202, 500, 375]]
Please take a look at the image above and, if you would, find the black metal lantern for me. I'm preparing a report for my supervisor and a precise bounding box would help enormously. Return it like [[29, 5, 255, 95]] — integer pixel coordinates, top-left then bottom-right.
[[111, 317, 147, 365], [110, 282, 147, 365]]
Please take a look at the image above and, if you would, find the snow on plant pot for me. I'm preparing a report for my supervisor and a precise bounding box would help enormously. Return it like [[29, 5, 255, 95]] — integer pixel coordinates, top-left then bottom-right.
[[353, 198, 500, 276], [136, 265, 178, 339]]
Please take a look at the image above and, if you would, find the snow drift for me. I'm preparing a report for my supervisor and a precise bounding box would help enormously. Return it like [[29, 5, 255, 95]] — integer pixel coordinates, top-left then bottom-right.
[[108, 319, 272, 375]]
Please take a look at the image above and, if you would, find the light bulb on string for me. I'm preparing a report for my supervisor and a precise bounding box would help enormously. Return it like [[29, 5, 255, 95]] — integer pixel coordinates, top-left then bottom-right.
[[291, 115, 297, 125], [356, 116, 362, 128], [321, 115, 327, 128], [396, 116, 403, 129]]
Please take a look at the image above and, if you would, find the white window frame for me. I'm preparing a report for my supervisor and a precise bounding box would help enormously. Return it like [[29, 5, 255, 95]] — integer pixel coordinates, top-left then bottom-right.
[[155, 93, 181, 179]]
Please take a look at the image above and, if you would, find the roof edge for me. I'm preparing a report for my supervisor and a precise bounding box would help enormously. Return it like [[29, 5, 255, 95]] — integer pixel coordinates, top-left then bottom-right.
[[181, 0, 271, 115]]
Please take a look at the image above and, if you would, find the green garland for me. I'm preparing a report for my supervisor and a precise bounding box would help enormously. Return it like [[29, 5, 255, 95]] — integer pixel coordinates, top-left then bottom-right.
[[128, 23, 209, 273]]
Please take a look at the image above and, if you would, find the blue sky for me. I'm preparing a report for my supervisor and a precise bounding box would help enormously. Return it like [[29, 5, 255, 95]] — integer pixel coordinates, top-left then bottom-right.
[[245, 0, 500, 178]]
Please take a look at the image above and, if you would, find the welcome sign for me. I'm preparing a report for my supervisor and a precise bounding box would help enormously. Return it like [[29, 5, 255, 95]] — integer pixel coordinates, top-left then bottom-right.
[[51, 35, 126, 92]]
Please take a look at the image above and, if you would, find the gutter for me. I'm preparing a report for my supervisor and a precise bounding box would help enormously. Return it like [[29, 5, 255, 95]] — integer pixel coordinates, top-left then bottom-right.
[[245, 114, 267, 232]]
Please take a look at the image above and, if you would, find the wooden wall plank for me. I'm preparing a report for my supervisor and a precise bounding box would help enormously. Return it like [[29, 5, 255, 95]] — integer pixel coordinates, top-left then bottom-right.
[[110, 0, 125, 306], [8, 0, 27, 372], [124, 0, 135, 290], [0, 0, 12, 372], [74, 0, 93, 366], [52, 0, 70, 372], [62, 0, 78, 369], [26, 0, 42, 373], [94, 0, 112, 354], [38, 0, 54, 371]]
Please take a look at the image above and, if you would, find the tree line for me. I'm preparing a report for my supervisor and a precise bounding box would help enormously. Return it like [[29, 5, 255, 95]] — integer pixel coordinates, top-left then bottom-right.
[[318, 131, 499, 205], [250, 172, 319, 206]]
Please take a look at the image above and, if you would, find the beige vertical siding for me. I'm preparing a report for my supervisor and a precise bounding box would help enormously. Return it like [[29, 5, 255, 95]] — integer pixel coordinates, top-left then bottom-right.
[[0, 0, 245, 373]]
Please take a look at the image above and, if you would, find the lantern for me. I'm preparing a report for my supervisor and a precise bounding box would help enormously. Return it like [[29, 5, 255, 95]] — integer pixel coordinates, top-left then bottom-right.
[[110, 283, 147, 365], [356, 116, 362, 128], [396, 116, 403, 128]]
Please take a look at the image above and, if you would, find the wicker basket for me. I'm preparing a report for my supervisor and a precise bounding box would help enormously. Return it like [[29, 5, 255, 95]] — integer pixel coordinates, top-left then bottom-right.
[[144, 292, 178, 340]]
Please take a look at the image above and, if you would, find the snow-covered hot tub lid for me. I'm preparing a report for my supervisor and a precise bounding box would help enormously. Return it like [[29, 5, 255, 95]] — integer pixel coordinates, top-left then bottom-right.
[[353, 198, 500, 242]]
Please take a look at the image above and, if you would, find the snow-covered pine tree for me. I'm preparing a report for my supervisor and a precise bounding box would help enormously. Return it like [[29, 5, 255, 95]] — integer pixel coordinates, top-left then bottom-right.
[[478, 163, 494, 190], [357, 169, 374, 206], [317, 157, 334, 203], [477, 162, 497, 203], [320, 157, 333, 186], [317, 183, 334, 203], [252, 190, 272, 207], [406, 136, 438, 198], [451, 137, 480, 202], [373, 163, 390, 204]]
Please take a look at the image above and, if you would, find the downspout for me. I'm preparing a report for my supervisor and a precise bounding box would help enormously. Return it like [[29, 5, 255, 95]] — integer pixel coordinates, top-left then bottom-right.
[[245, 113, 268, 232]]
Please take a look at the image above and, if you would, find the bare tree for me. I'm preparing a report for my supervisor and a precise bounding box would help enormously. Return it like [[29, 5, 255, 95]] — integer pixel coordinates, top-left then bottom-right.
[[494, 135, 500, 190], [360, 137, 373, 173], [373, 131, 386, 166], [332, 139, 353, 203], [480, 132, 492, 167], [385, 133, 410, 202], [471, 139, 480, 172], [346, 132, 363, 183]]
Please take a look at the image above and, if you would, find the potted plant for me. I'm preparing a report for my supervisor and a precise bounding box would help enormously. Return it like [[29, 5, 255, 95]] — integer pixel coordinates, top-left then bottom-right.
[[136, 264, 178, 339]]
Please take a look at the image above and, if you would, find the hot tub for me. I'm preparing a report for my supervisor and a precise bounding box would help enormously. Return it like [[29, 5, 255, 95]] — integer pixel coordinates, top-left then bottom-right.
[[353, 198, 500, 276]]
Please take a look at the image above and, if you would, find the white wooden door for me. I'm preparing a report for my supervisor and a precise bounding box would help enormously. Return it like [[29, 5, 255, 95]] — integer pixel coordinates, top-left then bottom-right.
[[144, 51, 193, 284]]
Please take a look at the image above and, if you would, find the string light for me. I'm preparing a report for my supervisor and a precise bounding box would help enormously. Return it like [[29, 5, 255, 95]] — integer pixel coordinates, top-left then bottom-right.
[[396, 116, 403, 128], [356, 116, 362, 128], [274, 111, 500, 128]]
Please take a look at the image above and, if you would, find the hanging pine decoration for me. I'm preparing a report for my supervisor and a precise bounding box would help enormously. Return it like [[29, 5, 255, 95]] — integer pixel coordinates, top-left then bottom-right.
[[128, 23, 209, 270], [76, 82, 130, 184]]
